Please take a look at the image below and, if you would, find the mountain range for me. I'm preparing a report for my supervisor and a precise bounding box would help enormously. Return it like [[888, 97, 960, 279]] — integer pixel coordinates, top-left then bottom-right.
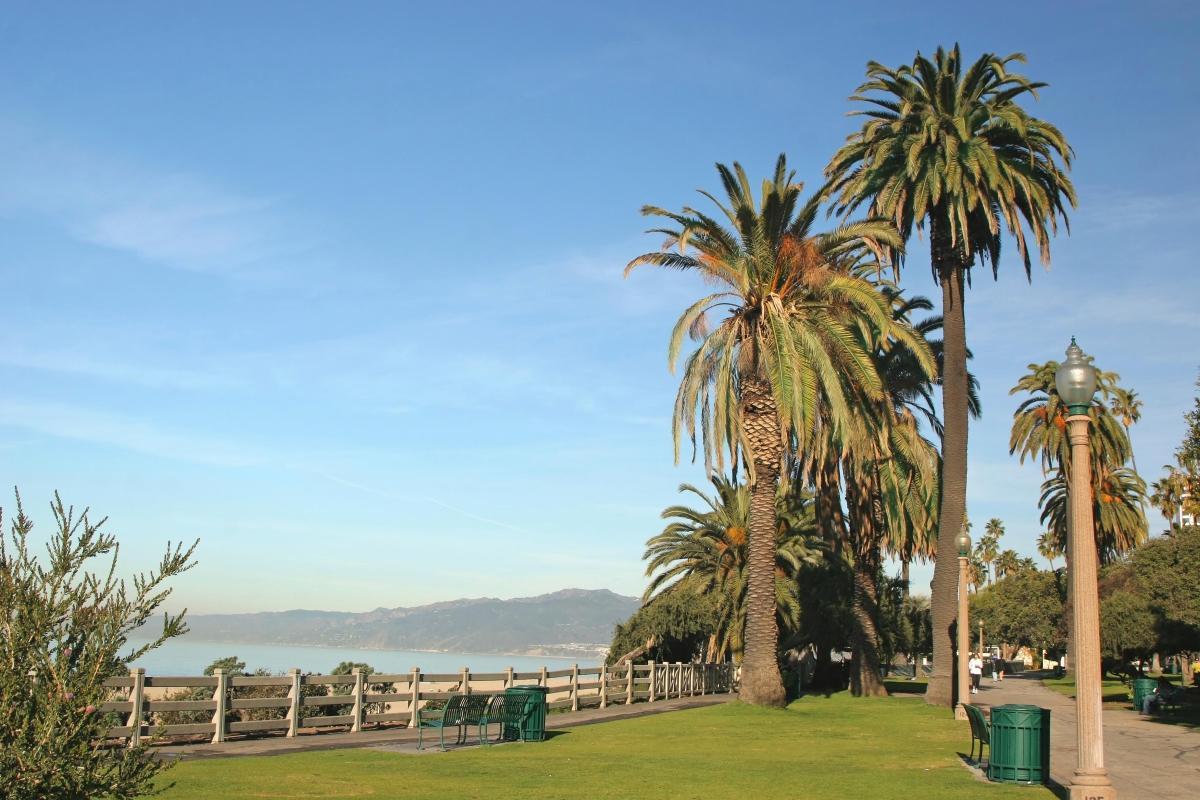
[[177, 588, 640, 658]]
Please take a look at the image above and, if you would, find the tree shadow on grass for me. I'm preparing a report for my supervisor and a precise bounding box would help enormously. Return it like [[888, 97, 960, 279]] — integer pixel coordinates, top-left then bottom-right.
[[883, 679, 927, 695]]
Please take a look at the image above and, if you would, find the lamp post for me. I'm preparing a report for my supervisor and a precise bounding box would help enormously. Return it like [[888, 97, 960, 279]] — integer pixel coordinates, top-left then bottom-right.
[[954, 526, 971, 720], [978, 619, 984, 657], [1055, 338, 1116, 800]]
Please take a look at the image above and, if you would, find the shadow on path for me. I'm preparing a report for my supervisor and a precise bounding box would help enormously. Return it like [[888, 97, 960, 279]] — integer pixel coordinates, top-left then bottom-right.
[[972, 672, 1199, 799]]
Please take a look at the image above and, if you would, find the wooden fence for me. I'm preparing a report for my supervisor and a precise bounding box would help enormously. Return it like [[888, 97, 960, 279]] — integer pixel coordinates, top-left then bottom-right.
[[98, 661, 738, 746]]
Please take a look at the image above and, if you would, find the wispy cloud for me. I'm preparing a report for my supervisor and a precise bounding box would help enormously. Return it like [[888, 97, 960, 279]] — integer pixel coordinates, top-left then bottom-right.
[[1076, 188, 1200, 233], [0, 119, 311, 276], [0, 343, 235, 391], [315, 471, 533, 535], [0, 400, 264, 467]]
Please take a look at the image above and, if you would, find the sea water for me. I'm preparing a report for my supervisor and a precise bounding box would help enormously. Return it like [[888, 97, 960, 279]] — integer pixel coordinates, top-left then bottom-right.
[[127, 636, 598, 676]]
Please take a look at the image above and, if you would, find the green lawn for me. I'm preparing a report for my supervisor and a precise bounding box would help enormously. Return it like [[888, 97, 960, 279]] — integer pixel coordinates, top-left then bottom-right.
[[160, 693, 1052, 800], [1041, 674, 1132, 703], [1042, 674, 1200, 729]]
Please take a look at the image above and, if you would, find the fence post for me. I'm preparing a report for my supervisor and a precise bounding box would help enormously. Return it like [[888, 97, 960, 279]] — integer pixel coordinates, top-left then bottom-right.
[[689, 663, 695, 696], [211, 668, 227, 744], [625, 661, 633, 705], [125, 668, 145, 748], [286, 669, 301, 737], [350, 668, 365, 733], [599, 663, 608, 709], [504, 666, 514, 690], [409, 667, 421, 729], [648, 660, 656, 702], [539, 665, 548, 687], [570, 664, 579, 712], [460, 666, 471, 696]]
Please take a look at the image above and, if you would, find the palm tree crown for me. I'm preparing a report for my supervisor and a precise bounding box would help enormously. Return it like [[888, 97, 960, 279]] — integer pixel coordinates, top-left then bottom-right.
[[642, 477, 818, 663], [824, 44, 1076, 277], [627, 155, 932, 475]]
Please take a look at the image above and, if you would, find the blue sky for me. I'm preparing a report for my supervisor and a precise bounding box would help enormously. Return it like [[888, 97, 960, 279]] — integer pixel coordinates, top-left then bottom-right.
[[2, 1, 1198, 613]]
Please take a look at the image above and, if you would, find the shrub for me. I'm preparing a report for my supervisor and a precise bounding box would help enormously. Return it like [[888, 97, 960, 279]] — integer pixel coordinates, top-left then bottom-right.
[[0, 491, 197, 800]]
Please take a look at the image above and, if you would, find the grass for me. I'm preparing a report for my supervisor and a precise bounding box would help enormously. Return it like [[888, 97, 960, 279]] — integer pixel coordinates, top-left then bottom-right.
[[1042, 673, 1200, 730], [159, 692, 1052, 800], [1041, 674, 1132, 703]]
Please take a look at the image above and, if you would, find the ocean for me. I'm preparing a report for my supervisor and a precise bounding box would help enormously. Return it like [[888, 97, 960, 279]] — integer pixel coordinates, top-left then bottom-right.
[[127, 636, 599, 676]]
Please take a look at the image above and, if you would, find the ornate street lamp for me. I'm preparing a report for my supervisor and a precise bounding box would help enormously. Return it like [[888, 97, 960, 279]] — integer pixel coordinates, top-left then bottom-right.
[[1054, 338, 1115, 800], [954, 526, 971, 720]]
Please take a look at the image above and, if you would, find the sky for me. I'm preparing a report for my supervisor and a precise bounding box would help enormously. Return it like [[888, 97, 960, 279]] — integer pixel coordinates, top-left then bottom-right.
[[2, 1, 1198, 614]]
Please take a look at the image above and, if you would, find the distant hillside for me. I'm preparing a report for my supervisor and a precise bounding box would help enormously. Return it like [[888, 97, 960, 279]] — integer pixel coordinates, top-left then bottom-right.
[[177, 589, 639, 658]]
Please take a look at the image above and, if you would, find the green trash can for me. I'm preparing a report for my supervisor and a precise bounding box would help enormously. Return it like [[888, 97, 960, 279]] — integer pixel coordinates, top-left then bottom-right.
[[988, 704, 1050, 784], [504, 686, 548, 742], [1131, 677, 1157, 711]]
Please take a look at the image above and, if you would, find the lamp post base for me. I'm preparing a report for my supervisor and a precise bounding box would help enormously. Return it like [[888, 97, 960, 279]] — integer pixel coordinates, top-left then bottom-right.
[[954, 703, 967, 721], [1069, 770, 1116, 800]]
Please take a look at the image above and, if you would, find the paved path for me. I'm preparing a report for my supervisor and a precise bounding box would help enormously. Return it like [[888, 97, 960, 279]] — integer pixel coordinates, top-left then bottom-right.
[[157, 694, 731, 760], [972, 673, 1199, 798]]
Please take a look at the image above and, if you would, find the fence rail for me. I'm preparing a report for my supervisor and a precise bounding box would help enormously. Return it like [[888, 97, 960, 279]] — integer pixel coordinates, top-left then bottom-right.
[[96, 661, 738, 747]]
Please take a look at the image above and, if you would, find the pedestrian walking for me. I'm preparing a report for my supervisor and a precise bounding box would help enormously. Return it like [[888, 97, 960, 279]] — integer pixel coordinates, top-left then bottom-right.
[[969, 653, 983, 694]]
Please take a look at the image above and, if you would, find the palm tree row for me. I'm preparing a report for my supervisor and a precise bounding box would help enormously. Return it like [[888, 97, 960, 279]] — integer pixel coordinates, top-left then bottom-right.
[[630, 45, 1077, 708]]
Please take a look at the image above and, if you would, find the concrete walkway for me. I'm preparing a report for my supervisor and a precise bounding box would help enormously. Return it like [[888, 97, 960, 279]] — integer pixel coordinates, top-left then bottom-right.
[[972, 673, 1199, 798], [157, 694, 732, 760]]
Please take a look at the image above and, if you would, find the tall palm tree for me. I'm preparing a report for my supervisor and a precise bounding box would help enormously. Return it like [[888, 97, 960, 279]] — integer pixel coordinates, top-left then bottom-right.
[[823, 46, 1076, 707], [643, 477, 818, 663], [627, 155, 930, 706]]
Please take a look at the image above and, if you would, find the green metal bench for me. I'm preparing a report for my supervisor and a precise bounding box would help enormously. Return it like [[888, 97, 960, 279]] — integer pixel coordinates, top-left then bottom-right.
[[964, 704, 990, 764], [416, 694, 491, 751], [480, 693, 534, 746], [1158, 683, 1185, 713]]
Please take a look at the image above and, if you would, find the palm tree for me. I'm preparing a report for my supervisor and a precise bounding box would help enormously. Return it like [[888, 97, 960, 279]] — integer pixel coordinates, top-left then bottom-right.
[[627, 155, 930, 706], [977, 519, 1003, 584], [1036, 530, 1060, 570], [993, 549, 1021, 581], [1038, 464, 1148, 563], [967, 556, 988, 592], [835, 289, 938, 696], [643, 477, 818, 663], [1109, 388, 1143, 476], [1150, 461, 1198, 531], [1010, 361, 1131, 477], [824, 46, 1076, 707]]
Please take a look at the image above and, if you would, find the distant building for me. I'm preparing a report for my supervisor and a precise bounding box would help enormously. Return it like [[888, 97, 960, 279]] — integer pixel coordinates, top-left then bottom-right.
[[1175, 494, 1196, 528]]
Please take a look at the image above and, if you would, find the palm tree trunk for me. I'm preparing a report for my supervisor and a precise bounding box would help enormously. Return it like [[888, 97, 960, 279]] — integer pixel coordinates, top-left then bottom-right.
[[738, 375, 787, 707], [901, 559, 911, 601], [817, 455, 846, 550], [850, 551, 888, 697], [927, 218, 969, 709], [844, 471, 888, 697]]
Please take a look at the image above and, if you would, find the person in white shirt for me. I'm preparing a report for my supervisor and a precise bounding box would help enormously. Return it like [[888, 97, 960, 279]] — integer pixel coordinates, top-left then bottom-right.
[[969, 654, 984, 694]]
